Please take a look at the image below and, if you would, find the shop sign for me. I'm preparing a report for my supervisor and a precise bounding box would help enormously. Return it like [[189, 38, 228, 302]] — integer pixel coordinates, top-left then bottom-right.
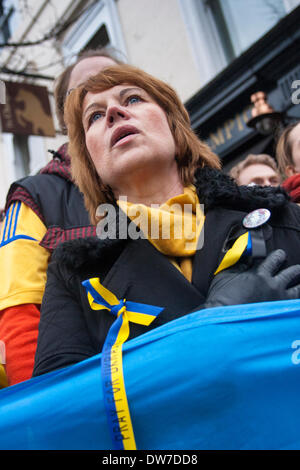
[[0, 81, 55, 137], [205, 105, 253, 155]]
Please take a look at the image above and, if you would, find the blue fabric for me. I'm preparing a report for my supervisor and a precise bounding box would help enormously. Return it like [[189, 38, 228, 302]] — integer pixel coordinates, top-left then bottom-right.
[[1, 300, 300, 450]]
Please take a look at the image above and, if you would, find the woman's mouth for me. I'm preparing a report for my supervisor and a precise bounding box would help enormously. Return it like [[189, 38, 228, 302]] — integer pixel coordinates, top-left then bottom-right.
[[111, 125, 140, 148]]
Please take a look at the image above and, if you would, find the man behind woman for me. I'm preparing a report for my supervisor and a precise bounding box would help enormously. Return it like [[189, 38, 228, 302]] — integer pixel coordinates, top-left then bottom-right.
[[0, 48, 120, 386]]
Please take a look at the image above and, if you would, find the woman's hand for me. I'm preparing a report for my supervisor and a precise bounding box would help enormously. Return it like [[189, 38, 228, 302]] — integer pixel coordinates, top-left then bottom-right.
[[205, 249, 300, 308]]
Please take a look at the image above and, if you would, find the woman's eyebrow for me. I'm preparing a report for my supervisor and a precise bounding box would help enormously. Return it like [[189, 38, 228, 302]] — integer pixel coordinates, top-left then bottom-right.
[[82, 102, 102, 121], [119, 87, 142, 98]]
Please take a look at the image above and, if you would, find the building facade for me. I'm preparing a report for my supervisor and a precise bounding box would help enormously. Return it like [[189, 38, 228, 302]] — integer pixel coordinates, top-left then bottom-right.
[[1, 0, 300, 207]]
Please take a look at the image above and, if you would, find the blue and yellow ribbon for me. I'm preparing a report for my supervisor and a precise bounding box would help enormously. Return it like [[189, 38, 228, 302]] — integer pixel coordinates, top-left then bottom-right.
[[82, 278, 163, 450], [214, 231, 252, 275]]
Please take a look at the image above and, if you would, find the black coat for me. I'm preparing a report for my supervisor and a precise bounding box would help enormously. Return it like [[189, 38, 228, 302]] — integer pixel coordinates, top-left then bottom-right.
[[5, 143, 95, 251], [33, 168, 300, 377]]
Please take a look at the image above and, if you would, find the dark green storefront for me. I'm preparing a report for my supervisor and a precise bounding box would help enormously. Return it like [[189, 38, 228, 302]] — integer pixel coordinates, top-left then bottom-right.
[[185, 6, 300, 173]]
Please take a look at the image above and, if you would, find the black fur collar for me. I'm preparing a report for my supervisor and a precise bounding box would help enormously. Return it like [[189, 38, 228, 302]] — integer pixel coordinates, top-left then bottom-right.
[[195, 167, 289, 213], [53, 167, 289, 271]]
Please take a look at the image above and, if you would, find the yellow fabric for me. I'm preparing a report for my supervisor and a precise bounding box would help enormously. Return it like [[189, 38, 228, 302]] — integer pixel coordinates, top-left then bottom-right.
[[0, 341, 8, 388], [174, 256, 194, 283], [0, 364, 8, 388], [118, 186, 205, 282], [0, 202, 50, 310]]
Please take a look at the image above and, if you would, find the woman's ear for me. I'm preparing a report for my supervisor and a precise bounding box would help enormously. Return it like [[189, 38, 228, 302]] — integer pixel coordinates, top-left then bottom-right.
[[285, 165, 297, 177]]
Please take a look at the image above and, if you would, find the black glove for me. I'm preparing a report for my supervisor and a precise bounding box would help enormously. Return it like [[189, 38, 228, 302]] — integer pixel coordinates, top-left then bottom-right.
[[205, 249, 300, 308]]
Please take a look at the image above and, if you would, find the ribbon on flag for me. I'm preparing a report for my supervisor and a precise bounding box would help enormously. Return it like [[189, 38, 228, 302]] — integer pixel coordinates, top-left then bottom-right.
[[82, 277, 163, 450]]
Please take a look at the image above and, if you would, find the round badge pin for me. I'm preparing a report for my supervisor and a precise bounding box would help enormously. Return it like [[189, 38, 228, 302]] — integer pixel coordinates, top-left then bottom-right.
[[243, 208, 271, 229]]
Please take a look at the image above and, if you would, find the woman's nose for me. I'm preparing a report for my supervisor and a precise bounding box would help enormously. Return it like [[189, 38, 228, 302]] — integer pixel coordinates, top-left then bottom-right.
[[107, 105, 129, 126]]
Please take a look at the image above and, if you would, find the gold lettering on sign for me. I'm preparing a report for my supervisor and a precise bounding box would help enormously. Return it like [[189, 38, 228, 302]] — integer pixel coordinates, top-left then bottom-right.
[[207, 105, 253, 150], [235, 112, 244, 131], [223, 118, 235, 139], [209, 127, 225, 148]]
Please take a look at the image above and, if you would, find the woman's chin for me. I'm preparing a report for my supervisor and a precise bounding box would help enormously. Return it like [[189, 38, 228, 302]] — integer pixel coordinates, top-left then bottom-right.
[[109, 152, 161, 178]]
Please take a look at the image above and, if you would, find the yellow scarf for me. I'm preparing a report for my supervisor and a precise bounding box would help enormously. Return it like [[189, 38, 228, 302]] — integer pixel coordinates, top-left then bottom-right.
[[117, 187, 205, 282]]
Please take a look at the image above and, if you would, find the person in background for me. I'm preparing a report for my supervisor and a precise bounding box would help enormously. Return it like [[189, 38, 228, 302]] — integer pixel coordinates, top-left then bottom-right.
[[0, 47, 121, 386], [229, 153, 281, 187], [276, 121, 300, 203], [32, 64, 300, 378]]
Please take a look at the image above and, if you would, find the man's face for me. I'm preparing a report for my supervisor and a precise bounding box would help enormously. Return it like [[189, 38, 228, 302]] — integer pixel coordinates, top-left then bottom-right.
[[238, 163, 281, 186]]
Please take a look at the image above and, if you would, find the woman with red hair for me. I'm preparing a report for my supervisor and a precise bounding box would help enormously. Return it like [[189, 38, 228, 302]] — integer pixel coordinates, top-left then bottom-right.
[[33, 65, 300, 377]]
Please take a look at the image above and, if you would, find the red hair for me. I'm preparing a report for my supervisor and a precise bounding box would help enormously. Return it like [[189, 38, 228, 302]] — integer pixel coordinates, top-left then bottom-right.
[[65, 64, 221, 224]]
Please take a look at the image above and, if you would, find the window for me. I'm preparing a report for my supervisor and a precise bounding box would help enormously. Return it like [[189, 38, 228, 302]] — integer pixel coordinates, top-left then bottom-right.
[[13, 134, 30, 179], [206, 0, 293, 62], [84, 24, 110, 51], [62, 0, 127, 64], [179, 0, 300, 85], [0, 0, 15, 43]]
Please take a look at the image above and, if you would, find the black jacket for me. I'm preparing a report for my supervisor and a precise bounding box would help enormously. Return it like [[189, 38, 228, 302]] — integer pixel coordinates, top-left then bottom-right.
[[5, 143, 95, 251], [33, 168, 300, 377]]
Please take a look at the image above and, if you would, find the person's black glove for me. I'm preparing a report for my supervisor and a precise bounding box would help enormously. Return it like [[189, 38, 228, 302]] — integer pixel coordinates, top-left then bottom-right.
[[205, 249, 300, 308]]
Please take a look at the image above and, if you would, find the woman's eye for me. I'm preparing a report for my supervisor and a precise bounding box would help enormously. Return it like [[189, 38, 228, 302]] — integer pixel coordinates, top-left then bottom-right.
[[127, 95, 141, 105], [89, 112, 104, 126]]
